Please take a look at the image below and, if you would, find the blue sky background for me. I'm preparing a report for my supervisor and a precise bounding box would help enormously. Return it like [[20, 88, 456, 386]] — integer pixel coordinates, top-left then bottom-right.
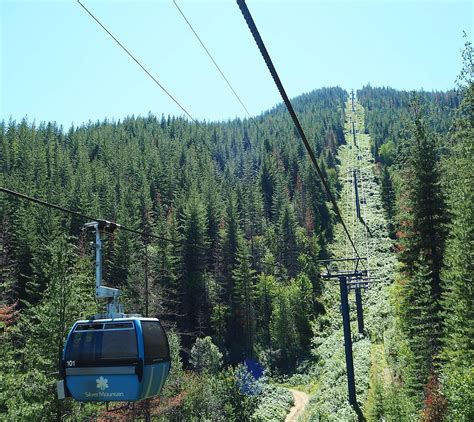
[[1, 0, 472, 129]]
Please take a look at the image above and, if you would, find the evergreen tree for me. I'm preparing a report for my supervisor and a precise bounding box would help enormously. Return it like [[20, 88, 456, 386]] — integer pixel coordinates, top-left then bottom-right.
[[260, 157, 276, 220], [157, 208, 183, 327], [254, 273, 278, 350], [180, 191, 209, 349], [0, 235, 96, 420], [270, 284, 300, 371], [231, 242, 256, 359], [440, 38, 474, 420], [396, 97, 446, 401], [380, 165, 396, 236], [278, 203, 300, 278], [290, 273, 314, 351], [190, 336, 223, 374], [221, 192, 243, 305]]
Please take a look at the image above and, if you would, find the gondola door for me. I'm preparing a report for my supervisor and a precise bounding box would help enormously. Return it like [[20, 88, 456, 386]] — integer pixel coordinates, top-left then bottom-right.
[[138, 319, 171, 399]]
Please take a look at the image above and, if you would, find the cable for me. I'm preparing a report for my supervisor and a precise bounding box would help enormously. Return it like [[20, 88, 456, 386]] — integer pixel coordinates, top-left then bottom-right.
[[354, 103, 372, 279], [1, 186, 291, 273], [344, 146, 351, 270], [172, 0, 268, 150], [236, 0, 363, 261], [76, 0, 199, 125], [351, 139, 356, 261], [173, 0, 253, 119], [0, 187, 180, 244]]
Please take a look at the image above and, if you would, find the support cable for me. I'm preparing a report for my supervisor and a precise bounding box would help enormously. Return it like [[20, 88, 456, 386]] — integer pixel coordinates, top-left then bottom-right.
[[77, 0, 258, 150], [344, 146, 351, 269], [173, 0, 253, 119], [360, 171, 370, 275], [236, 0, 362, 261], [0, 187, 180, 244], [77, 0, 199, 125], [351, 147, 356, 261], [173, 0, 268, 151], [0, 186, 287, 271], [354, 102, 371, 278]]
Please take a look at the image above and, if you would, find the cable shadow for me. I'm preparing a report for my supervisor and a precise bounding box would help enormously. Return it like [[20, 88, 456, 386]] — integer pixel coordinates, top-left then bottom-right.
[[358, 216, 373, 237], [354, 402, 366, 422]]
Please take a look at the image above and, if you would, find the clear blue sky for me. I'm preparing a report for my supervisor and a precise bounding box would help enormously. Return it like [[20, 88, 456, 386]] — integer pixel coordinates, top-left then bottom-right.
[[1, 0, 472, 129]]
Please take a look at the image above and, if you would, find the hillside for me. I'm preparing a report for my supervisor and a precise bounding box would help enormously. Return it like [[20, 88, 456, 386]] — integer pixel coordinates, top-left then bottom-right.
[[0, 71, 472, 420], [0, 87, 345, 419]]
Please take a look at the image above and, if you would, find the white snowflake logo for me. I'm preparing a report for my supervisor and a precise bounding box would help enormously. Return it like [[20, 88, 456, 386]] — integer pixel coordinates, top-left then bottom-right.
[[96, 376, 109, 391]]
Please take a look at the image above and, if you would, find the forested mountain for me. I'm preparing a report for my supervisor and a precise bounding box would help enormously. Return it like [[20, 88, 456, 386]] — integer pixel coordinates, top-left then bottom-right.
[[0, 47, 472, 420], [358, 85, 458, 159], [355, 44, 473, 420], [0, 88, 346, 419]]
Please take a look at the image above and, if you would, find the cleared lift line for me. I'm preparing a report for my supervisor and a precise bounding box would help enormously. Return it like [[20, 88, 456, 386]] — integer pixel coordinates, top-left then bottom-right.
[[236, 0, 363, 263], [353, 104, 372, 277]]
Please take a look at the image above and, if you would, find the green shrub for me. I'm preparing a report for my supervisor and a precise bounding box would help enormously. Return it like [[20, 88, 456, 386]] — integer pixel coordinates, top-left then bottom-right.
[[252, 384, 293, 421], [190, 336, 223, 374]]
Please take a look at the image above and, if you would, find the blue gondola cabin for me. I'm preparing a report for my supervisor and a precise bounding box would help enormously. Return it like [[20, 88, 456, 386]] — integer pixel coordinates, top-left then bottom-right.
[[59, 317, 170, 402]]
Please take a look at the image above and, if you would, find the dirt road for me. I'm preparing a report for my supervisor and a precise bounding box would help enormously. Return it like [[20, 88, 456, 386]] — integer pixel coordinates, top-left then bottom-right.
[[285, 389, 310, 422]]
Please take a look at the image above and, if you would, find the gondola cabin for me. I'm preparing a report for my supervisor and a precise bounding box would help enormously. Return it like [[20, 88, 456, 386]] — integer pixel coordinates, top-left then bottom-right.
[[60, 317, 170, 402]]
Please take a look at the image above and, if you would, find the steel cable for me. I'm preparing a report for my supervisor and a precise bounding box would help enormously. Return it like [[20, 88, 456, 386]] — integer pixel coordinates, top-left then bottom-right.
[[236, 0, 363, 262]]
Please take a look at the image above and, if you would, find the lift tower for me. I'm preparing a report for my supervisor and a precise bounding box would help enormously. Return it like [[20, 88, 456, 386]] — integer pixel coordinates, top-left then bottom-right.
[[83, 220, 124, 317], [318, 257, 370, 411]]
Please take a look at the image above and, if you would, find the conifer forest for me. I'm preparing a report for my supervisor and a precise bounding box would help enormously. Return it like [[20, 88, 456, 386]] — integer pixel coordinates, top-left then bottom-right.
[[1, 3, 473, 421]]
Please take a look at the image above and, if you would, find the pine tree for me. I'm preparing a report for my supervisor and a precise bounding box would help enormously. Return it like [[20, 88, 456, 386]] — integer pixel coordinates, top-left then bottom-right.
[[190, 336, 223, 374], [260, 157, 276, 220], [254, 273, 278, 349], [158, 208, 183, 327], [231, 242, 256, 359], [290, 273, 314, 350], [270, 284, 300, 371], [396, 97, 446, 402], [221, 192, 243, 303], [0, 198, 16, 304], [0, 235, 96, 420], [439, 38, 474, 420], [380, 165, 396, 235], [278, 203, 300, 278], [180, 191, 209, 349]]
